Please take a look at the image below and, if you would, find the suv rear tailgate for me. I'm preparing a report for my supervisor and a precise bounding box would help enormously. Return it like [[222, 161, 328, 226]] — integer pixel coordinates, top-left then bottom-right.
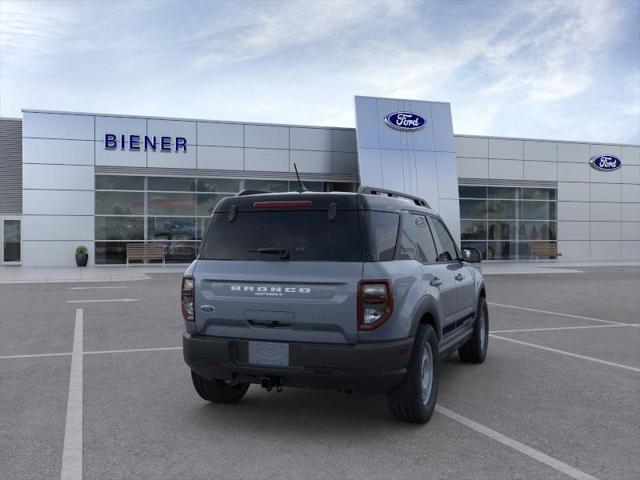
[[194, 260, 362, 344]]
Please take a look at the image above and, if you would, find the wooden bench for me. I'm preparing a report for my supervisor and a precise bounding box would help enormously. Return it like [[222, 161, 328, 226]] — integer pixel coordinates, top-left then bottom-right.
[[530, 242, 562, 260], [126, 244, 166, 266]]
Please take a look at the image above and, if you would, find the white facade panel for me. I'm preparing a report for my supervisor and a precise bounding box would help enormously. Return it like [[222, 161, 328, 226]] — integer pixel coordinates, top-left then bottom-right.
[[23, 190, 94, 215], [95, 145, 147, 167], [147, 119, 196, 145], [621, 184, 640, 203], [23, 164, 94, 191], [590, 183, 621, 202], [621, 145, 640, 165], [524, 141, 556, 161], [590, 144, 622, 159], [244, 125, 288, 149], [197, 146, 243, 170], [415, 150, 439, 209], [622, 222, 640, 241], [621, 165, 640, 184], [290, 150, 332, 174], [332, 152, 358, 175], [438, 199, 461, 243], [430, 102, 455, 153], [436, 151, 459, 199], [405, 99, 436, 152], [22, 215, 93, 241], [590, 166, 621, 184], [23, 138, 94, 166], [590, 203, 621, 221], [95, 116, 146, 141], [357, 148, 383, 187], [557, 221, 590, 241], [377, 98, 405, 151], [22, 240, 95, 267], [244, 148, 289, 172], [380, 150, 405, 191], [558, 162, 590, 182], [147, 149, 196, 169], [590, 241, 621, 261], [621, 241, 640, 259], [557, 241, 589, 261], [590, 222, 621, 240], [523, 160, 556, 181], [557, 142, 589, 163], [332, 130, 357, 153], [197, 122, 243, 147], [622, 203, 640, 222], [290, 128, 332, 151], [558, 182, 589, 202], [354, 97, 381, 150], [489, 138, 523, 160], [488, 159, 523, 180], [457, 157, 489, 179], [455, 136, 488, 158], [558, 202, 590, 221], [23, 112, 94, 140]]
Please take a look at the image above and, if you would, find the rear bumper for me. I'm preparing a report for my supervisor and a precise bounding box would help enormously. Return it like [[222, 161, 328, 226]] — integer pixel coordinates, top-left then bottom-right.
[[183, 333, 414, 394]]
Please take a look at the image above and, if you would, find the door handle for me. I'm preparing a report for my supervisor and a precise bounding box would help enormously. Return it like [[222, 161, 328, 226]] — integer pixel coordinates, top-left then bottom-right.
[[455, 273, 465, 281], [429, 277, 443, 287]]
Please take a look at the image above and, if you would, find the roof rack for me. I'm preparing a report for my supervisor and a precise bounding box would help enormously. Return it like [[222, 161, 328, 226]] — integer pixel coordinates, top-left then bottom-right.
[[357, 186, 430, 208], [236, 189, 270, 196]]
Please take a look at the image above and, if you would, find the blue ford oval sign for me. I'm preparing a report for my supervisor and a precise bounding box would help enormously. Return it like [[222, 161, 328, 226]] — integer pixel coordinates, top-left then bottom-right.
[[384, 112, 427, 131], [590, 155, 622, 172]]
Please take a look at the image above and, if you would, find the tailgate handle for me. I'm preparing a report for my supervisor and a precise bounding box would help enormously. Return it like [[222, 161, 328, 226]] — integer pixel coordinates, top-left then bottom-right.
[[248, 319, 292, 329]]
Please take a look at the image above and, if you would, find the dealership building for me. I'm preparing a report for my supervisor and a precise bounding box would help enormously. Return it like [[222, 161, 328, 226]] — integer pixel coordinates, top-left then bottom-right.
[[0, 95, 638, 267]]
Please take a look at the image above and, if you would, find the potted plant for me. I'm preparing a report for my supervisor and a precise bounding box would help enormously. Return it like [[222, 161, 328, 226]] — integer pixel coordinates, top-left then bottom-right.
[[75, 245, 88, 267]]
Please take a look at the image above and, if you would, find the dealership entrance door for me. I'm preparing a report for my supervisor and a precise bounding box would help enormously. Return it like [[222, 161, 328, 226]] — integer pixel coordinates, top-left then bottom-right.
[[1, 217, 21, 264]]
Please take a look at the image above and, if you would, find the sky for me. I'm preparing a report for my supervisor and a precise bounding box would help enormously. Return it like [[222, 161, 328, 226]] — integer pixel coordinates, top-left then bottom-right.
[[1, 0, 639, 143]]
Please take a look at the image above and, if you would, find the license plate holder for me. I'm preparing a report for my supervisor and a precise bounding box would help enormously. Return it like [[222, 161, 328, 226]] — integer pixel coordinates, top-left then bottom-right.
[[248, 341, 289, 367]]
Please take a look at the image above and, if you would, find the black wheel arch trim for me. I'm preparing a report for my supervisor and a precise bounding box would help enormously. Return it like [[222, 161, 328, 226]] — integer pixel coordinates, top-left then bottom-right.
[[409, 295, 443, 340]]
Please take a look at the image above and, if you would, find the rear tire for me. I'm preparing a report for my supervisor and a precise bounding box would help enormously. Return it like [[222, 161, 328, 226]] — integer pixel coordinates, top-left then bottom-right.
[[191, 371, 250, 403], [458, 297, 489, 363], [387, 324, 439, 424]]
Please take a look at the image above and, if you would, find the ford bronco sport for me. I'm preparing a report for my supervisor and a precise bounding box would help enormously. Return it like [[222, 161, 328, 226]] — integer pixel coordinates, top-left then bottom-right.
[[182, 187, 487, 423]]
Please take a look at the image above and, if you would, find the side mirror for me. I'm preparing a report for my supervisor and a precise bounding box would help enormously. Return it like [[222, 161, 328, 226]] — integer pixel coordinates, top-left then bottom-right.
[[462, 247, 482, 263]]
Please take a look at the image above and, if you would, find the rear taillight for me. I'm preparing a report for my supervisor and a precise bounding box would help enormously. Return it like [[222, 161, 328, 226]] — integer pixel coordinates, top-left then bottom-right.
[[358, 280, 393, 330], [181, 276, 195, 322]]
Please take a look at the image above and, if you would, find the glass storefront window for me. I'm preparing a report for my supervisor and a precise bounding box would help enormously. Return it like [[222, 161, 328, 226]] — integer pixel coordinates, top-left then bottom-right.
[[147, 192, 195, 216], [196, 178, 240, 193], [95, 191, 144, 215], [196, 194, 229, 216], [95, 216, 144, 240], [244, 179, 288, 192], [95, 175, 144, 190], [458, 185, 557, 260], [147, 217, 196, 241], [147, 176, 195, 192]]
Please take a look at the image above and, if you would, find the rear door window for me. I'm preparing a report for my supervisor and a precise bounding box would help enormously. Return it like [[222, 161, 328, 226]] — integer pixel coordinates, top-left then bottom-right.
[[429, 217, 459, 262], [396, 213, 438, 263], [200, 210, 363, 261]]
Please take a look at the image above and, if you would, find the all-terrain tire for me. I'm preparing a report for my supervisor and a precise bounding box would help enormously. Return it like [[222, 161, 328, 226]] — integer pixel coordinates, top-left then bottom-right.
[[458, 297, 489, 363], [387, 324, 439, 424], [191, 371, 250, 403]]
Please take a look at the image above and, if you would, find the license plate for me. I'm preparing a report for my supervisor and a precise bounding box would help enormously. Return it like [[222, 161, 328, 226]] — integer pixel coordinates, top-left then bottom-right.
[[248, 341, 289, 367]]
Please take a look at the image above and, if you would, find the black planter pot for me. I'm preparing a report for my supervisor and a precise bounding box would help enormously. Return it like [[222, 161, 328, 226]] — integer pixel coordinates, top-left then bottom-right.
[[75, 253, 88, 267]]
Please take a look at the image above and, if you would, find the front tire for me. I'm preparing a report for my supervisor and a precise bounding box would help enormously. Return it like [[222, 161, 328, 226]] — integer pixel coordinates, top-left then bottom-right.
[[191, 371, 250, 403], [387, 324, 439, 424], [459, 297, 489, 363]]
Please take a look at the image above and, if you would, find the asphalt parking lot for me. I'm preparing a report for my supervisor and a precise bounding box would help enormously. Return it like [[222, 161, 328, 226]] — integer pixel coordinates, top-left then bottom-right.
[[1, 266, 639, 480]]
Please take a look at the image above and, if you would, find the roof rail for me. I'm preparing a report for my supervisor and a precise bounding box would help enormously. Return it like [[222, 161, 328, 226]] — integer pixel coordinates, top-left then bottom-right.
[[357, 186, 430, 208], [236, 189, 270, 196]]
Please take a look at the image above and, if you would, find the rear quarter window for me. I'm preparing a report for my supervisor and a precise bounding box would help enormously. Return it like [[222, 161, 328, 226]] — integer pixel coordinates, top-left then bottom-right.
[[360, 211, 399, 261]]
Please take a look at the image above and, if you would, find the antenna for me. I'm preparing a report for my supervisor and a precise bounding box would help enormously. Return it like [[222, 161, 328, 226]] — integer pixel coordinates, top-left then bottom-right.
[[292, 163, 307, 193]]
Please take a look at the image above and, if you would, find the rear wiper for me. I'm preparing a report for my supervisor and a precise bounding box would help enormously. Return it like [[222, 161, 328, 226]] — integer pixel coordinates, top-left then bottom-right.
[[249, 247, 290, 259]]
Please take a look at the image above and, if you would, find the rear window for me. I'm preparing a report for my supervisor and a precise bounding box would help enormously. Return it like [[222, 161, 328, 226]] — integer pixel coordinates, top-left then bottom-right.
[[200, 210, 364, 261]]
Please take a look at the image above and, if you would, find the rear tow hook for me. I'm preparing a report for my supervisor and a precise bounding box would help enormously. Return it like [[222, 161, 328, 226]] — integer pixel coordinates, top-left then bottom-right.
[[260, 376, 284, 392]]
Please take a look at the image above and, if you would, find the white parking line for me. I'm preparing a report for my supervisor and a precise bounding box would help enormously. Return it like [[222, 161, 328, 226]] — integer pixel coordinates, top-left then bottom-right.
[[490, 334, 640, 373], [488, 302, 625, 326], [66, 298, 139, 304], [435, 405, 598, 480], [0, 351, 72, 360], [491, 323, 640, 334], [83, 346, 182, 355], [68, 286, 127, 290], [60, 308, 83, 480]]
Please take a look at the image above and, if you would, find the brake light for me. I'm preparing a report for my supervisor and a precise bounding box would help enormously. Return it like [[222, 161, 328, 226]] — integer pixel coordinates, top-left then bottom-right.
[[357, 280, 393, 330], [181, 276, 195, 322], [252, 200, 312, 209]]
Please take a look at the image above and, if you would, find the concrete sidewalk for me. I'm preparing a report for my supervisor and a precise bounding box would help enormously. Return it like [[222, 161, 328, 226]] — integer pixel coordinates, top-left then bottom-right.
[[0, 265, 186, 284]]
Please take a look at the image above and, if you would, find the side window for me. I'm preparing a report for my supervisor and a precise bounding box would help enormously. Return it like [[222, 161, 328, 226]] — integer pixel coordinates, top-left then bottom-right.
[[430, 217, 458, 262], [362, 211, 399, 261], [395, 213, 438, 263]]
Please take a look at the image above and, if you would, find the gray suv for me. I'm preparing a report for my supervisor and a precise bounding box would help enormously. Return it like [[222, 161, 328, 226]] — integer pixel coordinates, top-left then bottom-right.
[[182, 187, 488, 423]]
